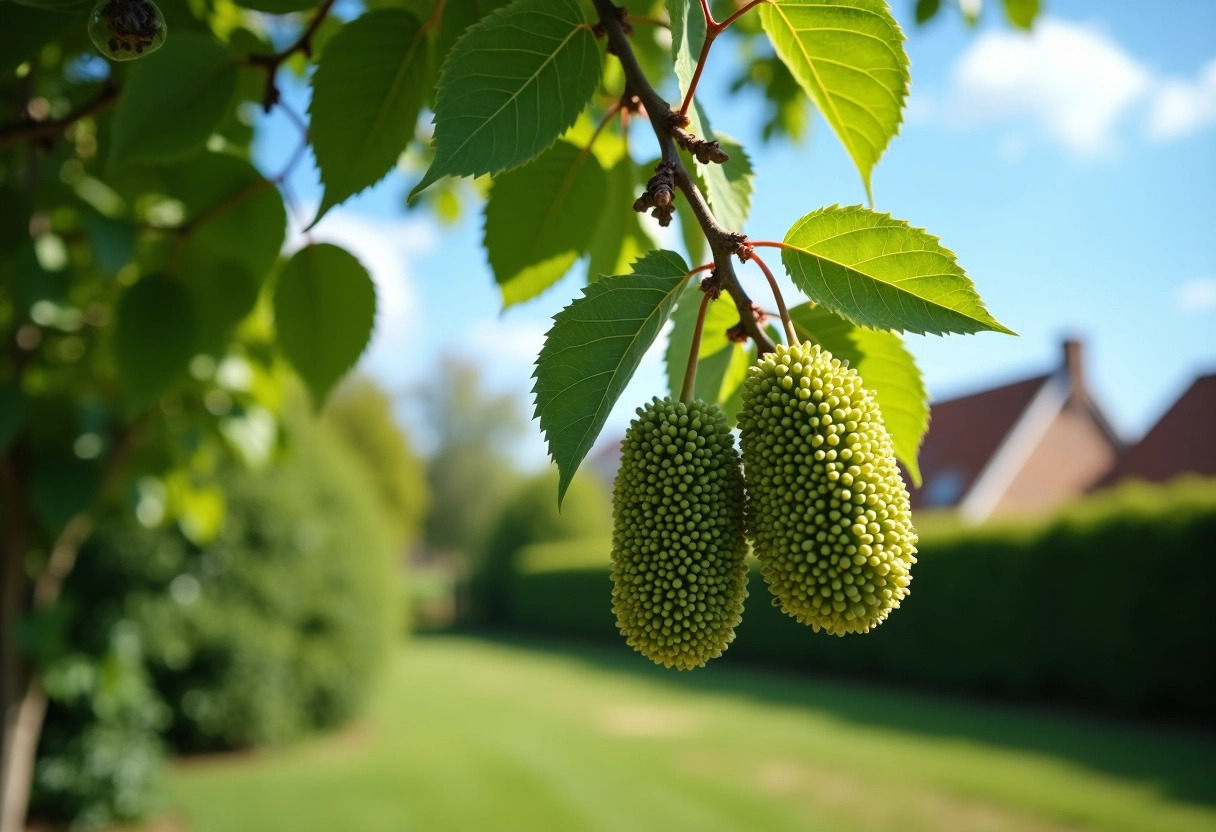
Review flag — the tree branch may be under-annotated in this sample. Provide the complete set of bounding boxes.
[593,0,774,354]
[678,0,767,119]
[245,0,339,111]
[0,83,119,153]
[30,418,143,611]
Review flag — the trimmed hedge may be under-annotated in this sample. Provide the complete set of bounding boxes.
[502,478,1216,723]
[473,470,610,625]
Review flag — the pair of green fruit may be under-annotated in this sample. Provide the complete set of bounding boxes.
[610,341,918,670]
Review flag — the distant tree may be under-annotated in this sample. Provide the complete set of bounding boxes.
[417,356,523,569]
[324,376,429,550]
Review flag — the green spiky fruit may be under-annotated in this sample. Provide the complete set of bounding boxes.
[739,342,917,636]
[611,397,749,669]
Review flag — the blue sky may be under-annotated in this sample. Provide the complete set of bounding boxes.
[256,0,1216,466]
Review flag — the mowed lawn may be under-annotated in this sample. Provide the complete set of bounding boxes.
[168,636,1216,832]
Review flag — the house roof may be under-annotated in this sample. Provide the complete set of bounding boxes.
[907,338,1124,519]
[1099,373,1216,486]
[908,374,1051,510]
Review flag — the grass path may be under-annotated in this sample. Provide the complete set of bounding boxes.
[168,636,1216,832]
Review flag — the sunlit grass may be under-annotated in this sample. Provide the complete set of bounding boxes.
[167,636,1216,832]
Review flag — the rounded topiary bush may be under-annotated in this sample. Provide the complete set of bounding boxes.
[51,408,398,754]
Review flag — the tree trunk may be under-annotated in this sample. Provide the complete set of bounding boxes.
[0,520,36,832]
[0,678,45,832]
[0,485,92,832]
[0,452,34,832]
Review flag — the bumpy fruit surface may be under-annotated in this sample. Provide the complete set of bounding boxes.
[611,397,748,669]
[739,342,916,636]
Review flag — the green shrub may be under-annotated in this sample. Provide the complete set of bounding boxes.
[30,623,168,829]
[502,478,1216,723]
[473,469,610,625]
[53,409,398,753]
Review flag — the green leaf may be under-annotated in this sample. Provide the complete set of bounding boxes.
[760,0,910,201]
[165,152,286,282]
[684,100,754,232]
[587,156,655,283]
[433,0,512,71]
[697,120,753,231]
[788,303,928,484]
[83,213,136,276]
[668,0,705,103]
[483,140,607,307]
[534,250,690,503]
[233,0,316,12]
[1003,0,1039,29]
[664,282,743,402]
[180,258,260,354]
[310,10,433,222]
[0,5,73,78]
[109,33,237,167]
[409,0,601,199]
[274,244,377,406]
[915,0,941,24]
[113,275,197,405]
[781,205,1014,336]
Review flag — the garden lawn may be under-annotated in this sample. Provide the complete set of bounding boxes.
[168,636,1216,832]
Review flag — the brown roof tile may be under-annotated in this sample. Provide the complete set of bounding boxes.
[908,374,1051,509]
[1101,373,1216,486]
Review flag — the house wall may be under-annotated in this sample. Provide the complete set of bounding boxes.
[992,400,1118,516]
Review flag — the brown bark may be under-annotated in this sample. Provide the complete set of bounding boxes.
[0,454,34,832]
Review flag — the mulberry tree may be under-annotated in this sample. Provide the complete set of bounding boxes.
[0,0,1030,826]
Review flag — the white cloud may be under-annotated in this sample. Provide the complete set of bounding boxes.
[948,20,1152,157]
[1145,58,1216,142]
[287,207,438,383]
[943,19,1216,156]
[1175,277,1216,313]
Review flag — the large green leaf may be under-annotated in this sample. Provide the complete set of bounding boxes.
[668,0,705,102]
[310,10,433,222]
[109,34,237,167]
[165,153,287,282]
[180,257,260,354]
[409,0,601,199]
[534,250,690,503]
[685,101,754,232]
[781,205,1014,335]
[113,275,197,405]
[760,0,909,201]
[433,0,512,71]
[698,121,753,232]
[664,282,743,402]
[587,155,655,283]
[273,244,377,406]
[788,303,928,484]
[483,141,606,307]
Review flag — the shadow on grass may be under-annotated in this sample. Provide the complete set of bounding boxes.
[430,629,1216,809]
